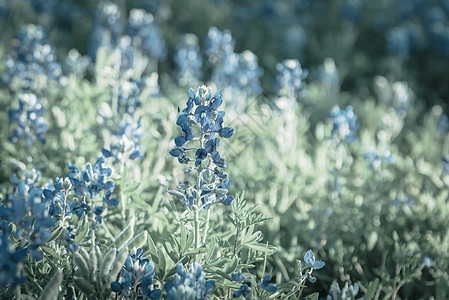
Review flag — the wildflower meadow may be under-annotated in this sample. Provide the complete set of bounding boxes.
[1,0,449,299]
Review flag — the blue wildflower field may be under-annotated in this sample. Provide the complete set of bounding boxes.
[0,0,448,299]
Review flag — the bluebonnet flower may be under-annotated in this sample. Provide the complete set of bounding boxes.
[365,147,395,170]
[0,220,27,290]
[328,106,359,144]
[169,86,235,208]
[326,281,359,300]
[0,181,57,261]
[88,2,122,60]
[3,24,61,93]
[204,27,235,66]
[8,93,48,147]
[303,250,325,283]
[205,28,263,103]
[111,248,161,299]
[66,156,118,224]
[43,177,65,217]
[260,275,278,293]
[103,116,145,163]
[63,226,79,254]
[164,262,215,300]
[275,59,308,99]
[125,9,167,62]
[175,33,203,86]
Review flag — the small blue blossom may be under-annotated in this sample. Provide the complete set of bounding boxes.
[233,284,250,298]
[365,147,395,170]
[423,255,435,268]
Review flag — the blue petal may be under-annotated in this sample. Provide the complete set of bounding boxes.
[219,127,234,138]
[304,250,315,265]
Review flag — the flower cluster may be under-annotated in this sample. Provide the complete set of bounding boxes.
[205,27,263,104]
[164,263,215,300]
[111,248,161,299]
[175,33,203,86]
[125,9,166,62]
[66,156,118,224]
[275,59,308,99]
[365,147,395,170]
[0,181,57,261]
[325,281,359,300]
[88,2,122,60]
[328,105,359,144]
[8,93,48,147]
[231,267,278,297]
[3,24,61,94]
[169,86,235,208]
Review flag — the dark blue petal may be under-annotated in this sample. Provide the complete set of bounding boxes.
[169,149,182,157]
[175,136,187,147]
[219,127,234,138]
[102,148,112,157]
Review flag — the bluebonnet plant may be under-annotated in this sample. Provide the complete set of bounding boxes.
[164,262,215,300]
[205,27,263,104]
[169,86,235,209]
[0,181,57,261]
[111,248,161,299]
[328,106,359,144]
[3,24,61,94]
[125,9,167,63]
[365,147,395,170]
[66,156,118,224]
[88,2,122,60]
[8,93,48,148]
[204,27,235,66]
[275,59,308,99]
[175,33,203,86]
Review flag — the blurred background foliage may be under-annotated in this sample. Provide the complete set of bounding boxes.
[1,0,449,299]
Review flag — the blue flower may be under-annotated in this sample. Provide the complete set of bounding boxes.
[175,33,203,86]
[8,93,48,147]
[111,248,161,299]
[260,275,278,293]
[304,250,325,270]
[233,284,250,298]
[328,105,359,144]
[276,59,308,99]
[164,262,214,300]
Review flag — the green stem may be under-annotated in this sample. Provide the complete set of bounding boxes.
[194,206,201,258]
[202,209,211,245]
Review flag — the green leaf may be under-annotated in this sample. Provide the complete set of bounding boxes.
[74,217,89,244]
[47,226,64,243]
[123,182,141,194]
[245,242,276,254]
[114,224,134,250]
[147,234,159,264]
[303,292,319,300]
[364,278,379,300]
[39,270,62,300]
[41,246,63,261]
